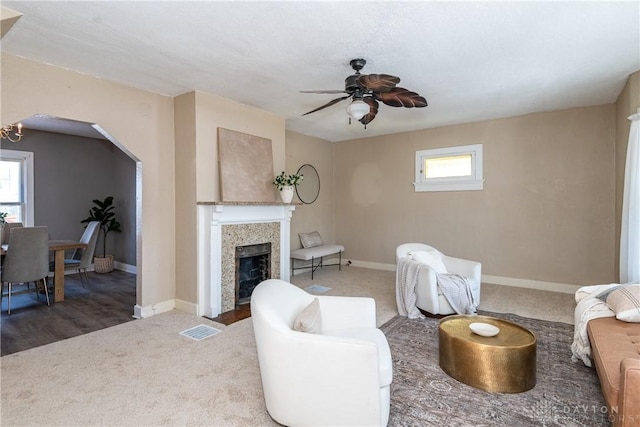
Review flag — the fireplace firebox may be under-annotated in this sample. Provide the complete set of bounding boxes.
[235,242,271,306]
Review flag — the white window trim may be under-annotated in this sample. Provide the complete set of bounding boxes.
[0,149,35,226]
[414,144,484,192]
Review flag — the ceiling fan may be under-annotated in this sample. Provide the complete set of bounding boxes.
[301,58,428,128]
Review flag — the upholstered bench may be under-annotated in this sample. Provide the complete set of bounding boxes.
[290,244,344,279]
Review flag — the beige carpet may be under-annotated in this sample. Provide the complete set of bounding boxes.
[290,266,575,325]
[1,267,576,426]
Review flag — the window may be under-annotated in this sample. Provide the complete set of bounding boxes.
[414,144,484,192]
[0,149,34,225]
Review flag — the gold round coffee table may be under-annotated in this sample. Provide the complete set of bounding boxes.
[439,314,537,393]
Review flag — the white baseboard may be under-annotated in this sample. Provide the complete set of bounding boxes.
[49,261,137,276]
[133,305,145,319]
[133,299,175,319]
[114,261,137,274]
[481,275,580,294]
[348,259,579,294]
[133,298,198,319]
[348,260,396,271]
[174,299,198,315]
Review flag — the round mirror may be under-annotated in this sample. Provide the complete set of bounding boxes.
[295,164,320,204]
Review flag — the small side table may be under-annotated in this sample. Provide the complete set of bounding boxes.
[439,314,537,393]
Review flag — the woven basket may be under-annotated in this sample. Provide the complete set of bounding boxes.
[94,255,114,274]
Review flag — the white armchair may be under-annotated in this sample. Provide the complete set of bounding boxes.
[396,243,482,315]
[251,279,392,427]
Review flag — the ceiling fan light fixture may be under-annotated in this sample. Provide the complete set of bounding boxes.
[346,99,370,121]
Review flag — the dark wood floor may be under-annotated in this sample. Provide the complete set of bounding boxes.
[1,270,136,356]
[209,303,251,326]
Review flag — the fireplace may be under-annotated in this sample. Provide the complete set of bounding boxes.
[197,202,296,318]
[235,242,271,306]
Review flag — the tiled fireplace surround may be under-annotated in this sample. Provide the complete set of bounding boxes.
[197,202,295,318]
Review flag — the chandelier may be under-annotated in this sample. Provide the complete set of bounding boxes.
[1,123,23,143]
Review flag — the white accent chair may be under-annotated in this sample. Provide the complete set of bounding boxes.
[49,221,100,288]
[396,243,482,315]
[251,279,392,427]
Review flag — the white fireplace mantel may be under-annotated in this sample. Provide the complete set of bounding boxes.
[197,202,296,318]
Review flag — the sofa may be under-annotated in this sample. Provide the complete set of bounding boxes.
[574,283,640,427]
[588,317,640,427]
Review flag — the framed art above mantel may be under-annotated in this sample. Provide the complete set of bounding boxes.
[218,127,276,203]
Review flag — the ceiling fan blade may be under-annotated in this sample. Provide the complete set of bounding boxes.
[357,74,400,92]
[359,97,379,125]
[375,87,428,108]
[302,95,351,116]
[300,90,349,94]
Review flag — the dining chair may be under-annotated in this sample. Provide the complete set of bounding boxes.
[1,226,50,315]
[49,221,100,288]
[2,222,24,245]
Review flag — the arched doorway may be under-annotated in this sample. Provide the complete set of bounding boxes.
[0,114,141,354]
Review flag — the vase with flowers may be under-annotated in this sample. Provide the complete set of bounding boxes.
[273,171,303,203]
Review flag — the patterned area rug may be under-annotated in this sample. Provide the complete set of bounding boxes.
[381,312,610,427]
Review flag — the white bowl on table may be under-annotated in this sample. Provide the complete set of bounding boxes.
[469,322,500,337]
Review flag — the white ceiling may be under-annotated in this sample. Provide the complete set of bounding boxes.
[2,1,639,142]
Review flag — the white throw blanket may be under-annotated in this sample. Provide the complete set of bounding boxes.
[571,289,616,367]
[437,273,478,315]
[395,258,426,319]
[396,258,478,318]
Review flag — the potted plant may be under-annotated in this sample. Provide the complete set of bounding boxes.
[273,171,303,203]
[81,196,122,273]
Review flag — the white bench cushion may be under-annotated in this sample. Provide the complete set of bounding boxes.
[290,244,345,261]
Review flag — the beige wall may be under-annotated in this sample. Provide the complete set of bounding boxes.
[1,53,176,308]
[173,91,286,305]
[614,71,640,280]
[194,91,285,202]
[174,92,197,303]
[334,104,617,286]
[285,130,335,250]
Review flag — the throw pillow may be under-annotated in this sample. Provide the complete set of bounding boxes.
[408,249,448,274]
[299,231,323,248]
[574,283,620,303]
[596,284,640,323]
[293,298,323,333]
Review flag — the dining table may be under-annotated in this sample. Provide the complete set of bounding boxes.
[1,240,87,302]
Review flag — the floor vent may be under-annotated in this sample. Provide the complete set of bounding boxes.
[180,324,222,341]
